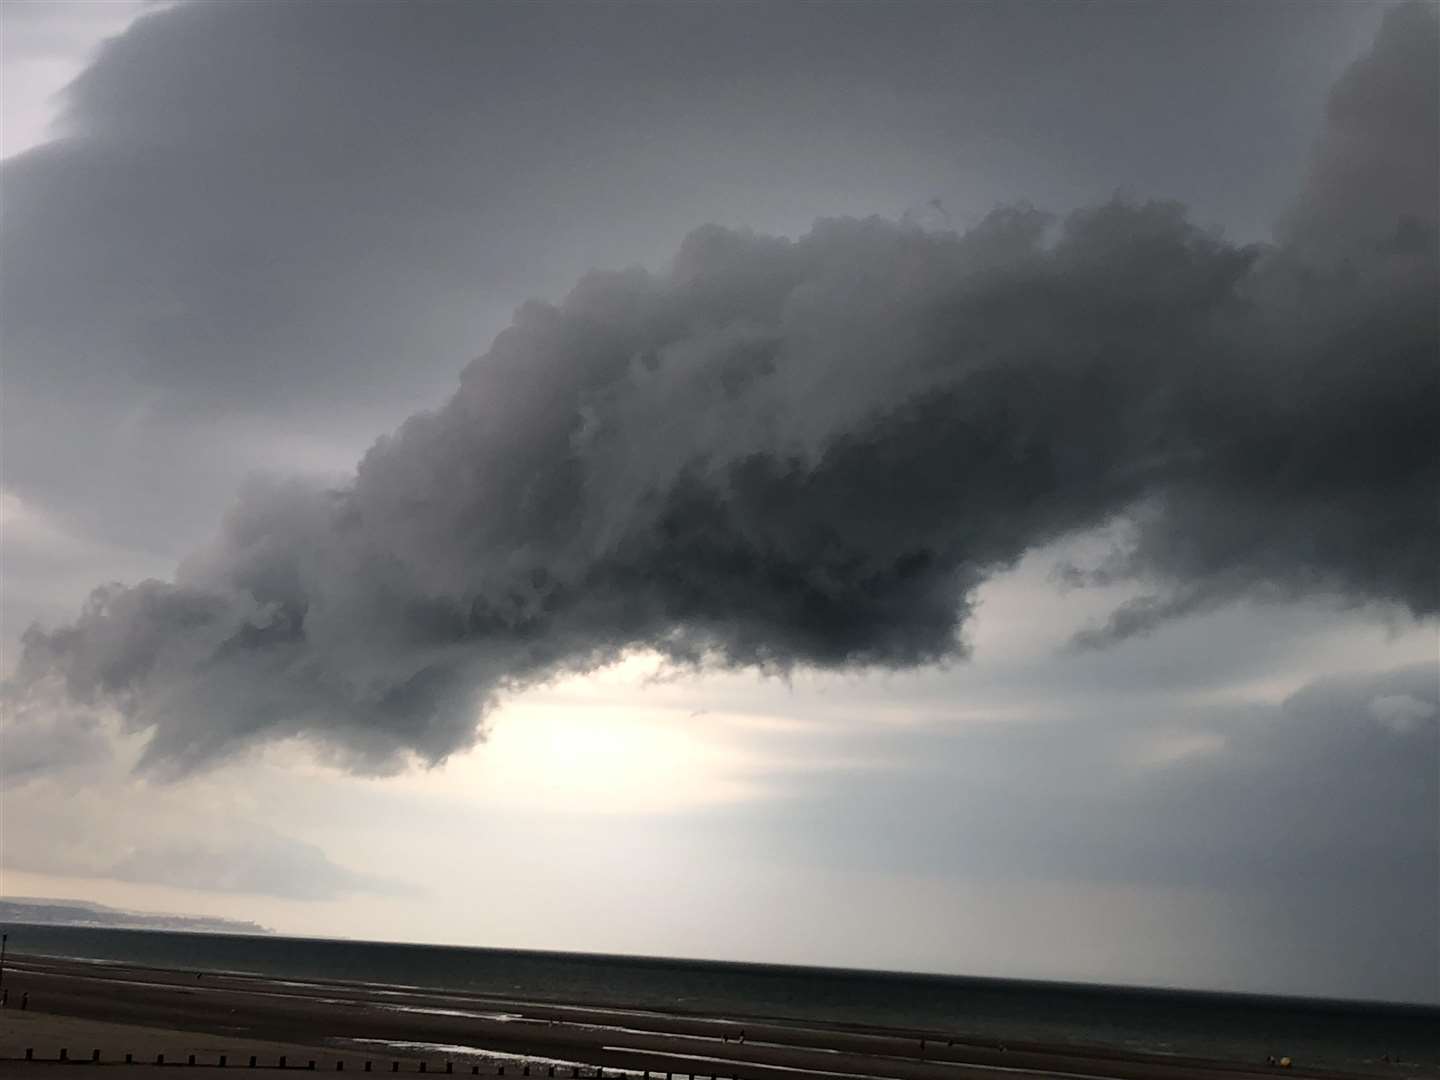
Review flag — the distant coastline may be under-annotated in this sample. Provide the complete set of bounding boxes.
[0,897,270,936]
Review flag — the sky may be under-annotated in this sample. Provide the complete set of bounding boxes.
[0,0,1436,1005]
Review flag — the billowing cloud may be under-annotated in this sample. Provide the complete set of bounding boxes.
[4,3,1436,776]
[0,0,1380,564]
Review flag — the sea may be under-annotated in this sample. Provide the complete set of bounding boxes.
[4,924,1438,1075]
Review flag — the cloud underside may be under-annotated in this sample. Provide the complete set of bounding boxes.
[5,4,1437,774]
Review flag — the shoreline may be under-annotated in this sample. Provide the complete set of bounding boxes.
[0,955,1424,1080]
[6,926,1432,1016]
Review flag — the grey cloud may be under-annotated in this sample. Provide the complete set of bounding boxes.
[0,782,410,901]
[104,834,416,902]
[1280,0,1440,257]
[0,0,1379,559]
[6,4,1437,775]
[735,662,1438,1002]
[0,697,112,783]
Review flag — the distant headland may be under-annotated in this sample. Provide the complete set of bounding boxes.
[0,897,270,936]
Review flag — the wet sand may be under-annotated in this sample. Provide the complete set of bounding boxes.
[0,955,1414,1080]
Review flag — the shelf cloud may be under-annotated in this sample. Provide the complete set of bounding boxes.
[5,3,1436,776]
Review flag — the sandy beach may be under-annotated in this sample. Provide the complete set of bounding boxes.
[0,955,1420,1080]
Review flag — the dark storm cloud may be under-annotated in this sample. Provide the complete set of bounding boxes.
[5,4,1437,774]
[0,0,1375,557]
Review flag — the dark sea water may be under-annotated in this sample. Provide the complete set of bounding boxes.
[4,923,1438,1074]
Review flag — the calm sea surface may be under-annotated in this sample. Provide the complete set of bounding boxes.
[4,924,1437,1074]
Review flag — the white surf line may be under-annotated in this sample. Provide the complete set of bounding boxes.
[359,1006,841,1058]
[337,1001,850,1060]
[372,1005,531,1022]
[323,982,761,1031]
[6,960,672,1025]
[6,957,462,1005]
[12,962,740,1040]
[10,957,828,1039]
[603,1048,1128,1080]
[363,991,745,1028]
[10,965,908,1064]
[602,1047,881,1080]
[9,957,994,1061]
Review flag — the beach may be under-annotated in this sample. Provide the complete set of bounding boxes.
[0,955,1424,1080]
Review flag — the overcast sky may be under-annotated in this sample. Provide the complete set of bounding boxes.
[0,0,1436,1005]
